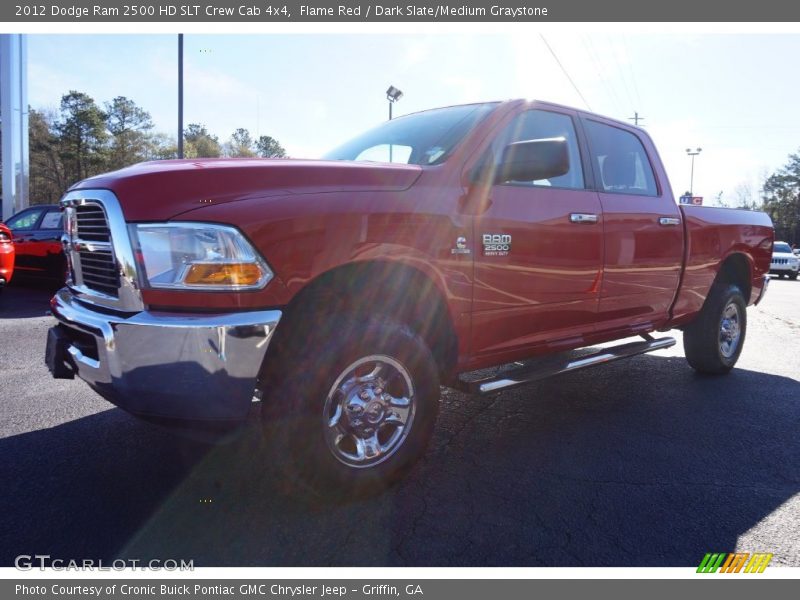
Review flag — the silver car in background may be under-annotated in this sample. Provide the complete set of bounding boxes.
[770,241,799,280]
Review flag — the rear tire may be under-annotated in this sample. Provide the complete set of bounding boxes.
[683,283,747,375]
[260,315,440,500]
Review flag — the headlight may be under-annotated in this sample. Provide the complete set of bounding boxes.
[129,223,273,290]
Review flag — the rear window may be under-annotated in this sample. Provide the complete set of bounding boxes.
[40,211,63,230]
[584,120,659,196]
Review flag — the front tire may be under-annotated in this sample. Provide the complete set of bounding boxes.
[683,283,747,375]
[789,272,798,281]
[261,316,440,499]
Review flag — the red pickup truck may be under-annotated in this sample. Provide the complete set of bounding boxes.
[46,100,773,496]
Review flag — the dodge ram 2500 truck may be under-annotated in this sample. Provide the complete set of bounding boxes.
[45,100,773,496]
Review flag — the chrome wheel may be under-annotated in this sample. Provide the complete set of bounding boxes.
[323,355,416,469]
[719,302,741,359]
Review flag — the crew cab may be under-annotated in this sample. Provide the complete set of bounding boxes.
[45,100,773,497]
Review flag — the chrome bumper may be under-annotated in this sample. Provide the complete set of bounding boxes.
[49,287,282,422]
[769,264,799,272]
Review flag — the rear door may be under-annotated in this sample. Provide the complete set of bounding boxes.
[581,118,684,332]
[30,208,65,278]
[470,107,604,361]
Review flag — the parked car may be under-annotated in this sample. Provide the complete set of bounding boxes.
[0,223,14,292]
[769,241,799,280]
[3,204,65,284]
[46,99,773,496]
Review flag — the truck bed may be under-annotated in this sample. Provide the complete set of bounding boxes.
[669,205,773,326]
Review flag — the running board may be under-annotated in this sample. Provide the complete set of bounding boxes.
[458,335,676,395]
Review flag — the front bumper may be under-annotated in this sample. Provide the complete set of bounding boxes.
[48,287,282,423]
[769,262,799,274]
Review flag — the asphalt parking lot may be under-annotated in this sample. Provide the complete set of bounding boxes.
[1,279,798,567]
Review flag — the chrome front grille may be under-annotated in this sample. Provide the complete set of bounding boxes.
[77,248,120,296]
[61,190,143,312]
[71,204,119,297]
[75,204,112,242]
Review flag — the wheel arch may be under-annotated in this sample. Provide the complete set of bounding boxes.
[715,251,753,303]
[261,259,459,383]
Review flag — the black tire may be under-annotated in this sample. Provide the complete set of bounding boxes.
[261,315,440,500]
[790,273,798,281]
[683,283,747,375]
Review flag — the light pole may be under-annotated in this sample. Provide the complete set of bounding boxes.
[386,85,403,120]
[177,34,184,159]
[686,147,702,196]
[386,85,403,163]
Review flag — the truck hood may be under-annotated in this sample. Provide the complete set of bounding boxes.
[71,158,423,221]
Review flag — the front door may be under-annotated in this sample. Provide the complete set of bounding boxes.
[471,108,603,362]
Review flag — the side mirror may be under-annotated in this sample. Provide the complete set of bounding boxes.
[495,137,569,184]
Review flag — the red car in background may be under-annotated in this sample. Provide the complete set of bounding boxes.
[3,204,65,284]
[0,223,14,291]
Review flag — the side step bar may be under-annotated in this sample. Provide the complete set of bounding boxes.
[458,335,676,395]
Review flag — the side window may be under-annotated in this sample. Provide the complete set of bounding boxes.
[40,210,64,230]
[584,120,658,196]
[491,110,585,190]
[5,207,45,231]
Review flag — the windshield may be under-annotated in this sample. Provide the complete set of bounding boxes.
[774,243,793,254]
[323,103,498,166]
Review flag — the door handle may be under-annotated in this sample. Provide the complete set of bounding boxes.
[658,217,681,226]
[570,213,598,224]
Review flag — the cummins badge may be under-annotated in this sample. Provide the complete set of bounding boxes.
[451,236,470,255]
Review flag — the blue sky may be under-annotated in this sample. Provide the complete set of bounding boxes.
[27,33,800,205]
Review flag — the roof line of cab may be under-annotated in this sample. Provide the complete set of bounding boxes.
[397,98,643,132]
